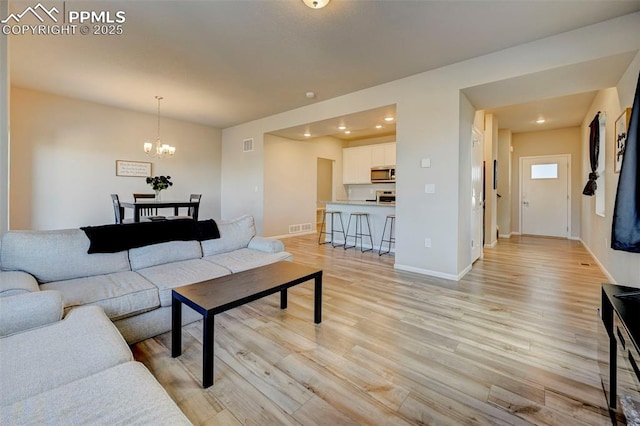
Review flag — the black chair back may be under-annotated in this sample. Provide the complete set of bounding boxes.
[110,194,124,224]
[188,194,202,220]
[133,193,160,217]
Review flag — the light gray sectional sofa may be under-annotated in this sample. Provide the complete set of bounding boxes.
[0,214,292,343]
[0,215,291,424]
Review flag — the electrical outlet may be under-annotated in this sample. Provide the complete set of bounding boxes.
[421,158,431,168]
[424,238,432,248]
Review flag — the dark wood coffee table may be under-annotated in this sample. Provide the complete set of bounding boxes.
[171,261,323,388]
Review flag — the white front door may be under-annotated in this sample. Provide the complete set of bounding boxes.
[520,155,570,238]
[471,128,484,262]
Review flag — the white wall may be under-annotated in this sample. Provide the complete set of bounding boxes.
[10,88,222,230]
[581,50,640,286]
[264,134,344,237]
[221,13,640,280]
[511,127,582,239]
[0,0,8,235]
[497,129,512,237]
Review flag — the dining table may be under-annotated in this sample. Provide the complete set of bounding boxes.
[120,200,200,222]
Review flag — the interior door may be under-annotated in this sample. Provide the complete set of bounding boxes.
[521,155,570,237]
[471,128,484,262]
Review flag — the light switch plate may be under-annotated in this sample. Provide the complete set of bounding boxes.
[421,158,431,168]
[425,184,435,194]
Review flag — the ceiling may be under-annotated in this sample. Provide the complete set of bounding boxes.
[7,1,640,134]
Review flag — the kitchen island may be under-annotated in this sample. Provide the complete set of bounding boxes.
[322,201,395,253]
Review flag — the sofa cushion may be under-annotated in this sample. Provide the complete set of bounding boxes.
[1,361,192,425]
[0,290,64,337]
[204,248,292,273]
[40,271,160,321]
[0,305,132,406]
[0,229,131,283]
[129,240,203,270]
[201,215,256,256]
[136,259,230,306]
[0,271,39,297]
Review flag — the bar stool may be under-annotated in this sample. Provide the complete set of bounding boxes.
[379,214,396,256]
[344,212,374,252]
[318,210,346,247]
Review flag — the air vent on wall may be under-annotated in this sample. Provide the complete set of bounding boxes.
[289,223,313,234]
[243,138,254,152]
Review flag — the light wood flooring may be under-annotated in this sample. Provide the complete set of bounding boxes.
[133,234,615,425]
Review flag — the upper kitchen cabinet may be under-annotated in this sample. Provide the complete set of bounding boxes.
[343,146,372,184]
[343,142,396,184]
[371,142,396,167]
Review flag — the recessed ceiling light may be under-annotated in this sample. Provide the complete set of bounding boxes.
[375,125,383,129]
[536,118,546,124]
[302,0,330,9]
[305,91,316,99]
[344,130,351,134]
[304,132,311,137]
[384,117,394,122]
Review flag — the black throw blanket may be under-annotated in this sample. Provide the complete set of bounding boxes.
[81,219,220,254]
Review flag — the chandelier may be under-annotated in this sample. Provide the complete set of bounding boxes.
[143,96,176,158]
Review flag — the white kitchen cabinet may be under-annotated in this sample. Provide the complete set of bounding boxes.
[343,146,371,184]
[370,142,396,167]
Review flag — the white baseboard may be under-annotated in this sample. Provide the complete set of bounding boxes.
[498,233,512,239]
[484,240,498,249]
[271,230,316,240]
[394,263,469,282]
[578,238,616,284]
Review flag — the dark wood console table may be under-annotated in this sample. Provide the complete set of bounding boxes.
[601,284,640,424]
[171,261,322,388]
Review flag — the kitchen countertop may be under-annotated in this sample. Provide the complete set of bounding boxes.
[323,200,395,207]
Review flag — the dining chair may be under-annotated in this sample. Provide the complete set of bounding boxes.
[133,193,165,219]
[110,194,135,224]
[167,194,202,221]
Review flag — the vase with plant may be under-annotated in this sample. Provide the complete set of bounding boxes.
[146,175,173,200]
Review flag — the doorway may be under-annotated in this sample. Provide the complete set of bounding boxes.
[520,154,570,238]
[471,128,484,262]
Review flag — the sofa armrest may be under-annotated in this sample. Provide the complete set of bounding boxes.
[0,290,64,337]
[0,271,39,298]
[247,236,285,254]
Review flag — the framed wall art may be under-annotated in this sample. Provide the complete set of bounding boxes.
[614,108,631,173]
[116,160,152,177]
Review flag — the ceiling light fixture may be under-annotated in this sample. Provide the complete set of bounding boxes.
[384,116,394,122]
[536,118,546,124]
[303,0,330,9]
[305,91,316,99]
[304,132,311,137]
[375,125,383,129]
[143,96,175,158]
[338,125,346,130]
[344,130,351,134]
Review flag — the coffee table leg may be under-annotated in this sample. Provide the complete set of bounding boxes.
[280,289,287,309]
[203,313,215,388]
[314,272,322,324]
[171,296,182,357]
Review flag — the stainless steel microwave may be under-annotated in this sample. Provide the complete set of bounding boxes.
[371,166,395,182]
